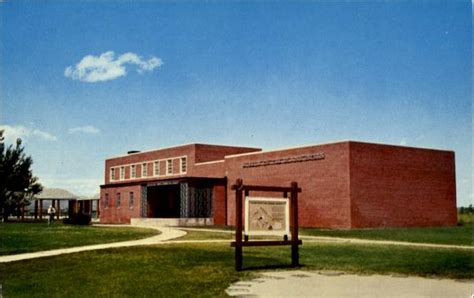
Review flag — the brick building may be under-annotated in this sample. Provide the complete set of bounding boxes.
[99,141,457,228]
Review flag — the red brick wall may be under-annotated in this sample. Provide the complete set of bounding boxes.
[104,145,195,184]
[100,144,255,224]
[99,141,457,229]
[159,160,166,176]
[194,144,261,163]
[100,185,142,224]
[103,144,258,184]
[349,142,457,228]
[225,142,352,228]
[193,161,226,178]
[213,184,227,225]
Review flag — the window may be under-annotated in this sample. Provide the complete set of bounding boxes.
[110,168,116,181]
[116,193,121,208]
[129,192,134,208]
[180,157,187,173]
[142,163,148,177]
[154,161,160,176]
[120,166,125,180]
[131,165,136,178]
[166,159,173,175]
[104,193,109,208]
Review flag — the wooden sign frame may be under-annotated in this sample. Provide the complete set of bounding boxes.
[231,179,302,271]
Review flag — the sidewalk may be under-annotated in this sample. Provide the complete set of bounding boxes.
[0,225,186,263]
[226,270,474,297]
[300,235,474,250]
[179,228,474,250]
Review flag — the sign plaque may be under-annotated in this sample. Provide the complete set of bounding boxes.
[244,197,290,237]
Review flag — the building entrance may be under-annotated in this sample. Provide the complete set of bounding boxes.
[147,184,180,218]
[141,178,221,221]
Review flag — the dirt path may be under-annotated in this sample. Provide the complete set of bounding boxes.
[226,270,474,297]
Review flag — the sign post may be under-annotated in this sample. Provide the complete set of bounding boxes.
[231,179,302,271]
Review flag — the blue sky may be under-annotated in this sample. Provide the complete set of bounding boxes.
[0,1,472,206]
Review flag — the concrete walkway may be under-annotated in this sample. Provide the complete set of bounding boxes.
[0,225,186,263]
[179,228,474,250]
[226,270,474,297]
[300,235,474,250]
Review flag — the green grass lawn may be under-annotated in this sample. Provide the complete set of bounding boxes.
[0,242,472,297]
[177,230,290,241]
[458,213,474,226]
[300,225,473,246]
[175,229,234,241]
[0,223,159,255]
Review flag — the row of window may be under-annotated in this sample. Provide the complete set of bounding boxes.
[104,192,134,208]
[110,157,187,181]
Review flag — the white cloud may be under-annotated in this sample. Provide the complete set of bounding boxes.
[399,138,407,146]
[64,51,163,83]
[0,125,57,143]
[31,129,58,141]
[68,125,101,134]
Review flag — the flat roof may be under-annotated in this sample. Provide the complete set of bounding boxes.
[224,140,454,159]
[107,143,261,160]
[106,140,453,162]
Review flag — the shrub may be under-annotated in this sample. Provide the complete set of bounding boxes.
[63,213,91,225]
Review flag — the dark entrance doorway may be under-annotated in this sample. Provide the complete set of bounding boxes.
[147,184,180,218]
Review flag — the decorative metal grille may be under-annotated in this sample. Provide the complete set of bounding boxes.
[140,185,147,217]
[179,182,189,218]
[189,186,212,217]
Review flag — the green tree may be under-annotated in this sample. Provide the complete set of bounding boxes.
[0,130,43,222]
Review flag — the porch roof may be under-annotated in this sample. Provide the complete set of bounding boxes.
[35,188,78,200]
